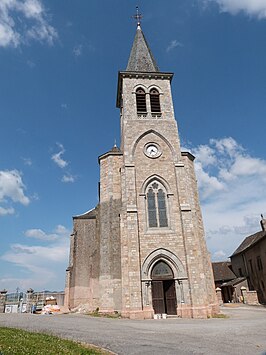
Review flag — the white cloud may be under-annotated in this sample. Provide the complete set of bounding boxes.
[25,229,57,241]
[73,44,82,57]
[61,174,75,183]
[187,137,266,260]
[204,0,266,19]
[25,224,68,241]
[0,225,70,291]
[51,143,68,169]
[22,157,32,166]
[0,0,57,48]
[0,170,30,216]
[0,206,15,216]
[166,39,183,52]
[213,250,227,260]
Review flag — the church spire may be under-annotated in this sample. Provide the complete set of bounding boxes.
[126,9,159,73]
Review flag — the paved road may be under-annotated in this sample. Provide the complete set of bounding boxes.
[0,305,266,355]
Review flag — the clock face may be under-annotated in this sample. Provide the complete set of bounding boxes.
[145,143,161,158]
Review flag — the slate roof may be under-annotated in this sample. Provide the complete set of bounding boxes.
[98,145,123,163]
[221,277,246,287]
[73,208,96,220]
[212,261,236,282]
[126,25,159,72]
[231,230,266,257]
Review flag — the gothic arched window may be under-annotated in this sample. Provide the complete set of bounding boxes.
[136,88,147,113]
[146,181,168,228]
[150,88,161,113]
[151,261,173,280]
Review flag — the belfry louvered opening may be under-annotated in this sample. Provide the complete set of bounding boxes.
[150,89,161,113]
[136,88,147,113]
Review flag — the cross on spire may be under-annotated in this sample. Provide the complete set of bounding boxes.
[132,6,142,27]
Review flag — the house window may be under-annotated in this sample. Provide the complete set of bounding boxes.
[136,88,147,112]
[248,259,253,273]
[150,88,161,113]
[238,268,243,277]
[257,256,263,271]
[146,181,168,228]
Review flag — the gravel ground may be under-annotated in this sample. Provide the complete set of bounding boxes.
[0,305,266,355]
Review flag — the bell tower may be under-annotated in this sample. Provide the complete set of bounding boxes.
[116,21,218,318]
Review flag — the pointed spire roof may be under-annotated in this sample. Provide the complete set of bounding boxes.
[126,24,159,72]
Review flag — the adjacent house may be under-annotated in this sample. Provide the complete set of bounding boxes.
[230,217,266,304]
[212,261,248,303]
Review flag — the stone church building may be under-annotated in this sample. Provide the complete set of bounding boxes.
[65,23,218,319]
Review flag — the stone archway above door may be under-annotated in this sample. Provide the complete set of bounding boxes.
[142,248,187,280]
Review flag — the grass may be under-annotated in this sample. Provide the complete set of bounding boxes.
[0,327,108,355]
[210,313,229,319]
[86,308,121,319]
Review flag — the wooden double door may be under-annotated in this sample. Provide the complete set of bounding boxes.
[152,279,177,315]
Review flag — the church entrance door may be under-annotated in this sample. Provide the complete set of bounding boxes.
[151,261,177,315]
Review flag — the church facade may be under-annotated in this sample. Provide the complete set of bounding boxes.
[64,23,219,319]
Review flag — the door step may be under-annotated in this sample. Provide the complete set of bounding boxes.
[154,314,180,319]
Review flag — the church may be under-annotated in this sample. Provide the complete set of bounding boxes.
[64,19,219,319]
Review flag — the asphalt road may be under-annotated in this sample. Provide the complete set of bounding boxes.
[0,305,266,355]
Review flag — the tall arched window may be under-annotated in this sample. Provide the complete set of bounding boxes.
[150,88,161,113]
[136,88,147,113]
[146,181,168,228]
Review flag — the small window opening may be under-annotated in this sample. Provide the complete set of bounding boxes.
[150,89,161,113]
[136,88,147,112]
[248,259,253,273]
[257,256,263,271]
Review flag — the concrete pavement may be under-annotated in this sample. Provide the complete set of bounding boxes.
[0,305,266,354]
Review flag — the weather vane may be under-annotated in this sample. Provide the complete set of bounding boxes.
[132,6,142,26]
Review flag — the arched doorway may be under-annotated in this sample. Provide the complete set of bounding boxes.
[151,261,177,315]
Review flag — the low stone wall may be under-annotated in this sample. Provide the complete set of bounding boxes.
[241,287,259,305]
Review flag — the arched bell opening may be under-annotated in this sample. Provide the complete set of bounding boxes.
[151,261,177,315]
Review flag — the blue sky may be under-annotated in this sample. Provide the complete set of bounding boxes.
[1,0,266,292]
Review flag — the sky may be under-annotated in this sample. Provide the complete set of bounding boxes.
[0,0,266,293]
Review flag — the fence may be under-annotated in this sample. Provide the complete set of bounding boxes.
[0,289,65,313]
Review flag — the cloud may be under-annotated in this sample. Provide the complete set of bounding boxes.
[0,0,57,48]
[51,143,68,169]
[0,225,70,291]
[24,224,68,241]
[185,137,266,260]
[166,39,183,52]
[213,250,227,260]
[0,206,15,216]
[0,170,30,216]
[203,0,266,19]
[61,174,76,183]
[22,157,32,166]
[51,143,77,183]
[25,229,57,241]
[73,44,82,57]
